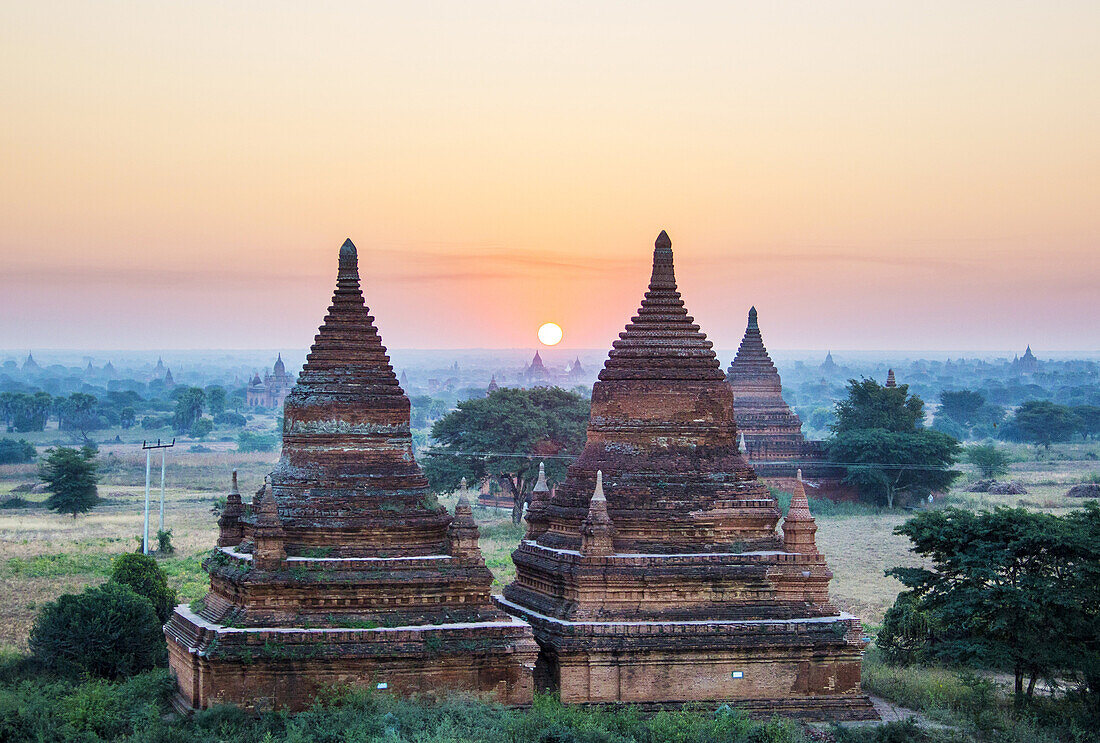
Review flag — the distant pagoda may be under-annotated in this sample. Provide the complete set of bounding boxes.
[726,307,808,469]
[166,239,536,711]
[499,232,875,719]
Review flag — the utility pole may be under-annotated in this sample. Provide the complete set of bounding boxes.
[142,439,175,554]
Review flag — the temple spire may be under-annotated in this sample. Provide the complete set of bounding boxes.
[782,469,818,555]
[747,306,758,331]
[885,369,896,388]
[581,470,615,556]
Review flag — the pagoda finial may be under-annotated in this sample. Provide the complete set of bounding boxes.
[230,469,239,495]
[592,469,605,502]
[649,230,676,289]
[885,369,897,388]
[337,238,360,286]
[532,462,549,493]
[782,469,818,554]
[747,306,759,332]
[449,478,482,562]
[581,470,615,556]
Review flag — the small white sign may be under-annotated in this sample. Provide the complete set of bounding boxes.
[376,682,388,690]
[731,671,744,679]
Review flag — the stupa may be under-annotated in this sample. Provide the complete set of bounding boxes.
[726,307,808,488]
[499,232,875,719]
[166,239,537,711]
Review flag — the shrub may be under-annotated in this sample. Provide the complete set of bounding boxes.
[189,417,214,439]
[214,411,247,427]
[29,582,166,679]
[966,444,1011,479]
[156,529,175,556]
[111,553,177,623]
[237,430,279,453]
[0,438,36,464]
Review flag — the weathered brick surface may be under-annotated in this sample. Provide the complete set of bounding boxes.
[167,239,537,710]
[500,233,876,720]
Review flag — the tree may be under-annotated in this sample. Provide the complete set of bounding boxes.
[424,387,590,523]
[172,387,205,434]
[832,378,924,433]
[29,582,166,679]
[936,390,1005,441]
[57,392,100,440]
[888,505,1100,705]
[827,379,960,507]
[237,430,279,452]
[0,438,36,465]
[828,429,960,508]
[1073,405,1100,440]
[939,390,986,424]
[39,445,100,518]
[120,406,136,429]
[189,417,214,439]
[207,386,227,416]
[111,553,178,623]
[966,443,1011,480]
[1009,400,1081,449]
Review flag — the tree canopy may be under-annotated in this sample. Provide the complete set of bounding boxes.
[39,445,100,518]
[827,379,960,507]
[884,505,1100,707]
[423,387,589,523]
[1005,400,1082,449]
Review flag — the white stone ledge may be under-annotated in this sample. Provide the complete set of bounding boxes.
[495,596,858,629]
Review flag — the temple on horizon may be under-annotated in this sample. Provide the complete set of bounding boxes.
[165,239,537,711]
[498,233,876,719]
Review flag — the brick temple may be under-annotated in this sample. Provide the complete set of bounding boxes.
[166,239,537,711]
[726,306,809,490]
[727,307,855,500]
[498,232,876,720]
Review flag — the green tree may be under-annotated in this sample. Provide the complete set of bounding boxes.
[0,438,36,464]
[1073,405,1100,440]
[424,387,589,523]
[207,385,227,416]
[828,429,960,508]
[189,417,214,439]
[172,387,205,434]
[1009,400,1081,449]
[39,445,100,518]
[120,406,136,429]
[58,392,100,439]
[827,379,960,507]
[111,553,178,623]
[29,582,166,679]
[237,430,279,452]
[832,378,924,433]
[966,443,1011,480]
[888,506,1100,704]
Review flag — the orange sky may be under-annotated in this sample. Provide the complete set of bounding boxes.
[1,2,1098,352]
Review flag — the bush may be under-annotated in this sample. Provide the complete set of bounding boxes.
[110,553,177,623]
[189,417,214,439]
[214,411,247,427]
[237,430,279,453]
[156,529,175,556]
[141,415,173,430]
[29,582,166,679]
[0,496,32,509]
[0,438,36,464]
[966,444,1011,479]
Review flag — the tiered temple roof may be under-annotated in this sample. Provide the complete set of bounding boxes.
[726,307,808,463]
[166,239,536,711]
[499,232,875,718]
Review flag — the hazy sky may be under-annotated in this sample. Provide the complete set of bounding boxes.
[2,2,1097,353]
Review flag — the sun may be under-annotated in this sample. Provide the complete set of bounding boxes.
[537,322,563,346]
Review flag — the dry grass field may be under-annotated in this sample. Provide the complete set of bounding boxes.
[1,443,1096,653]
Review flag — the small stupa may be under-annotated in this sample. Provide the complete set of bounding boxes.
[166,239,536,711]
[498,232,875,719]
